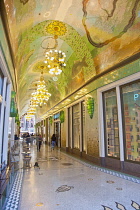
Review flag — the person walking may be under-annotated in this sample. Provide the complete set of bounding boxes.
[51,134,56,150]
[26,133,30,145]
[36,134,42,151]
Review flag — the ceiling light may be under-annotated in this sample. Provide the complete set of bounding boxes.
[44,49,66,76]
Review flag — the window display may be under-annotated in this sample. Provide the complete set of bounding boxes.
[121,80,140,162]
[72,104,80,149]
[103,89,120,158]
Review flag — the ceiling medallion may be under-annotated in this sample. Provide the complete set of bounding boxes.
[46,21,67,36]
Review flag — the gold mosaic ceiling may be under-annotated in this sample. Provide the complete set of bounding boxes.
[2,0,140,116]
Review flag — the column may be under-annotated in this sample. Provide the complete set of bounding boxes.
[116,86,124,162]
[45,118,48,143]
[79,102,82,152]
[66,108,69,148]
[70,107,73,149]
[97,91,105,157]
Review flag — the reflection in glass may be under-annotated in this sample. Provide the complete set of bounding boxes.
[103,89,120,158]
[121,81,140,162]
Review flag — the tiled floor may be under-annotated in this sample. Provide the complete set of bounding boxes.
[5,170,23,210]
[5,142,140,210]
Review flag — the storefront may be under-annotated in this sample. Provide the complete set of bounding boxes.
[67,100,86,155]
[98,73,140,173]
[54,113,61,147]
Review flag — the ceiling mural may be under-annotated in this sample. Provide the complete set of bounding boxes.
[2,0,140,116]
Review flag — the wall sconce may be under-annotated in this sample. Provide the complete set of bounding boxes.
[60,110,64,123]
[87,97,94,119]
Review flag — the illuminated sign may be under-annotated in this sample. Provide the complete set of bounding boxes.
[134,93,140,101]
[53,113,60,119]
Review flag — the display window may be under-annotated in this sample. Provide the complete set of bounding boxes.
[72,103,80,149]
[103,89,120,158]
[121,80,140,162]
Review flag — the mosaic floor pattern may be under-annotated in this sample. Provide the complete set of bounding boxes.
[63,153,140,184]
[102,200,140,210]
[5,169,23,210]
[5,143,140,210]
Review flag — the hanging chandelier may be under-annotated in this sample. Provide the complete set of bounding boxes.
[30,98,38,107]
[44,49,66,75]
[31,72,51,106]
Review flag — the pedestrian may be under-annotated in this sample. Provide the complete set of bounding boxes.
[51,134,56,150]
[26,133,30,145]
[36,134,42,151]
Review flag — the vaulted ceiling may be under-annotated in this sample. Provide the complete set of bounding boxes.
[1,0,140,117]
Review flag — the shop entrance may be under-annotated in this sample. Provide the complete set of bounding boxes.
[54,121,61,147]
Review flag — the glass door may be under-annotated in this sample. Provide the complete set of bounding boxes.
[103,89,120,158]
[54,122,61,147]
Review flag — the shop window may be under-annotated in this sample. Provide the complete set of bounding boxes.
[72,103,80,149]
[121,80,140,162]
[103,89,120,158]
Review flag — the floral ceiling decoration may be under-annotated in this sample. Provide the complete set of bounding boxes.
[46,21,67,37]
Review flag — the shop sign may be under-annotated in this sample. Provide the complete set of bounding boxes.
[134,93,140,101]
[53,113,60,119]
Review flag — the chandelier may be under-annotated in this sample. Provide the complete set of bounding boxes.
[44,49,66,75]
[30,98,38,107]
[31,72,51,106]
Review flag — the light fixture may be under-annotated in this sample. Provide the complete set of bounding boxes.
[30,98,39,107]
[31,72,51,106]
[44,49,66,76]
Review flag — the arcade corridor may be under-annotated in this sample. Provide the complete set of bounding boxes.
[0,0,140,209]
